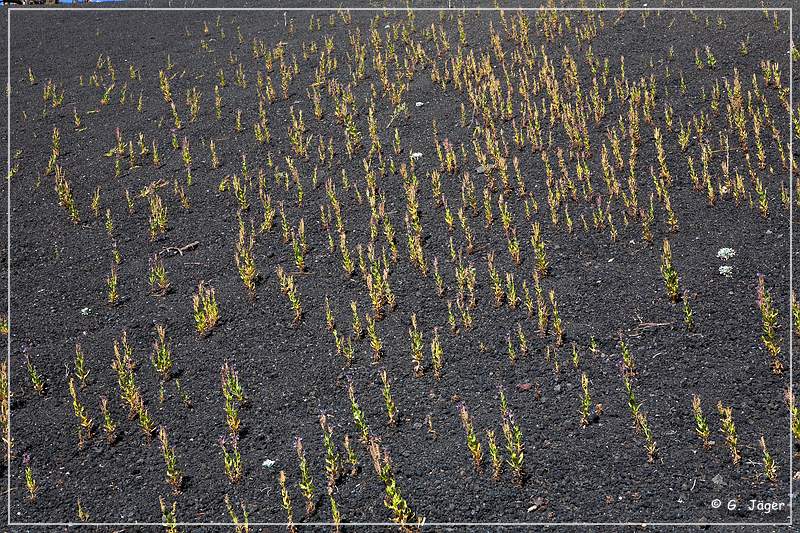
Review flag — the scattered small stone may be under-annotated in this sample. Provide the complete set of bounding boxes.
[712,473,725,486]
[411,152,422,160]
[527,497,547,512]
[719,265,734,278]
[80,307,91,316]
[415,101,424,107]
[517,383,533,391]
[262,458,276,468]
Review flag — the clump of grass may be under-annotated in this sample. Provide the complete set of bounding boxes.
[193,282,219,336]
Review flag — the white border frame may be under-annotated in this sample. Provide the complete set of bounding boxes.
[4,4,794,528]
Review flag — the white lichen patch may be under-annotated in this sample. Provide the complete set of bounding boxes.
[717,247,736,261]
[719,265,734,277]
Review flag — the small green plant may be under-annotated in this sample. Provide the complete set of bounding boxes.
[319,413,342,489]
[99,396,118,445]
[754,435,777,483]
[717,401,741,465]
[458,403,482,471]
[350,301,363,339]
[106,264,119,306]
[380,369,398,427]
[579,372,592,428]
[682,290,694,330]
[76,498,89,522]
[431,327,443,380]
[151,325,173,381]
[500,400,525,485]
[220,434,243,484]
[158,426,183,494]
[148,255,170,295]
[756,274,783,374]
[620,334,635,377]
[348,382,370,443]
[786,388,800,443]
[148,193,167,240]
[549,289,563,346]
[159,498,178,533]
[691,394,711,449]
[23,453,38,502]
[193,282,219,336]
[295,437,316,515]
[224,494,249,533]
[73,343,89,388]
[25,355,45,395]
[485,429,501,480]
[660,238,680,302]
[366,314,382,361]
[408,313,424,376]
[235,217,259,298]
[278,470,297,533]
[137,401,156,441]
[68,377,93,449]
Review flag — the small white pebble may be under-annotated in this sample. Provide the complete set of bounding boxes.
[411,152,422,160]
[415,101,424,107]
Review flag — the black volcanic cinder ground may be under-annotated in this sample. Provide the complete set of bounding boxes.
[2,3,798,529]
